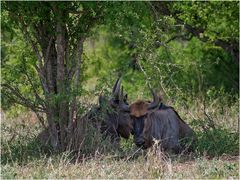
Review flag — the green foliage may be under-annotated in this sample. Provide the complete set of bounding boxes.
[173,1,239,42]
[80,2,238,104]
[194,127,239,157]
[1,8,41,110]
[1,28,41,110]
[84,32,238,103]
[2,1,238,108]
[1,1,113,112]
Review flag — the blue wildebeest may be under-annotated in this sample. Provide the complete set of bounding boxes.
[82,77,133,142]
[117,88,195,153]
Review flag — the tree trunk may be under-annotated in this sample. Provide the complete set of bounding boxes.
[56,19,69,151]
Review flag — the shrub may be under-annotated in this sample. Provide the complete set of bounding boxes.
[193,127,239,157]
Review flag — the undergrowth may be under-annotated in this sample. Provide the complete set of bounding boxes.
[193,125,239,157]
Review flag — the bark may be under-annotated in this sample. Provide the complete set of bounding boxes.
[46,107,60,150]
[55,11,69,151]
[68,38,84,130]
[32,19,62,151]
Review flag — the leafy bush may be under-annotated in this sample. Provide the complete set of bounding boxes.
[193,126,239,157]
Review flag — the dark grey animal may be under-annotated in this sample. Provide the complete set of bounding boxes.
[117,89,195,153]
[84,78,132,142]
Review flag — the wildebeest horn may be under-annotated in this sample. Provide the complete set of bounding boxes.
[112,77,122,99]
[147,89,160,110]
[119,86,130,112]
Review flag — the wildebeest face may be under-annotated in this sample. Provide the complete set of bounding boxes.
[117,111,133,139]
[100,77,133,141]
[132,116,145,147]
[118,90,160,148]
[99,108,132,141]
[129,100,148,147]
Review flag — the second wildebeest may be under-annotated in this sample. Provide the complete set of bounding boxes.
[84,77,132,142]
[117,89,195,153]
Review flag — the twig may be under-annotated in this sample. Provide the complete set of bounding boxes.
[2,83,45,112]
[124,147,142,162]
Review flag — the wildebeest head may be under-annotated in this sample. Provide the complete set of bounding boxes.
[99,78,132,142]
[117,89,161,148]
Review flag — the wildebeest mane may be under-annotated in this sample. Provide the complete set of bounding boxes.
[159,103,187,125]
[130,100,148,118]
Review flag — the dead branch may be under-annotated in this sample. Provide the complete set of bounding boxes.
[33,111,47,129]
[164,33,193,44]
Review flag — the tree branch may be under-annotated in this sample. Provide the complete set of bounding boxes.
[34,111,47,129]
[68,38,84,130]
[23,66,46,109]
[17,16,49,94]
[18,16,44,69]
[2,83,45,113]
[150,2,239,64]
[45,36,54,66]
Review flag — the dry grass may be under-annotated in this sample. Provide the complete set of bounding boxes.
[1,149,238,179]
[1,98,239,179]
